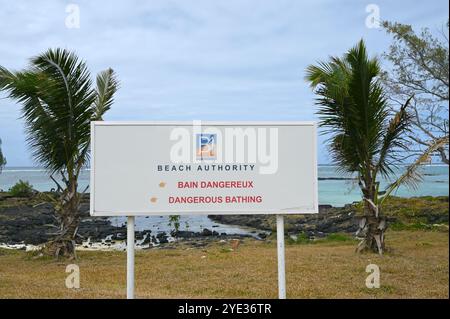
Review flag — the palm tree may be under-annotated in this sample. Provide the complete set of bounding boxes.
[0,138,6,173]
[305,40,421,254]
[0,49,118,258]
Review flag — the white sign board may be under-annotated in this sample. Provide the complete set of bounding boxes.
[90,121,318,216]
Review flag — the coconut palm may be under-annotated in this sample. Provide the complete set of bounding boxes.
[0,138,6,173]
[306,40,423,254]
[0,48,118,258]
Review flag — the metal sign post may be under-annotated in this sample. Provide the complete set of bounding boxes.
[127,216,135,299]
[126,214,287,300]
[276,215,286,299]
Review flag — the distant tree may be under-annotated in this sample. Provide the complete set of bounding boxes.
[0,138,6,173]
[0,49,118,258]
[306,40,418,254]
[381,20,449,164]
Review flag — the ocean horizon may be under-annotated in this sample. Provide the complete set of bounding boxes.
[1,164,448,207]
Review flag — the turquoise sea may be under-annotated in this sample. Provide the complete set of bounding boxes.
[0,165,447,207]
[1,165,448,235]
[317,164,448,206]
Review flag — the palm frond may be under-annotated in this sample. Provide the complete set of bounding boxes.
[375,96,413,177]
[308,40,391,176]
[345,40,388,164]
[381,135,449,203]
[94,68,119,120]
[329,133,361,173]
[0,49,107,175]
[23,49,96,173]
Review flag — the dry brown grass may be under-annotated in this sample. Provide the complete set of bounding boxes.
[0,230,448,299]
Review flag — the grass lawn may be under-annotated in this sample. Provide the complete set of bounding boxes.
[0,230,448,299]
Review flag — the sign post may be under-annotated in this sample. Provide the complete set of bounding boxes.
[127,216,135,299]
[90,121,318,299]
[276,215,286,299]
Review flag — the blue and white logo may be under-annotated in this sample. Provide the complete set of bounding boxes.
[196,134,216,160]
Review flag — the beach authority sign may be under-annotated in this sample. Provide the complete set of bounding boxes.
[90,121,318,216]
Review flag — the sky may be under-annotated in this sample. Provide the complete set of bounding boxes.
[0,0,448,166]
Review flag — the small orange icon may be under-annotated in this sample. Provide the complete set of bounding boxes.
[150,197,158,203]
[159,182,166,188]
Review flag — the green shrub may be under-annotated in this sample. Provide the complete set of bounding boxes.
[8,180,34,197]
[295,232,311,244]
[324,233,354,242]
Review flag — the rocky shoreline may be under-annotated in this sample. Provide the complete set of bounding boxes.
[0,192,357,247]
[1,192,448,250]
[209,204,360,239]
[209,197,449,237]
[0,192,255,249]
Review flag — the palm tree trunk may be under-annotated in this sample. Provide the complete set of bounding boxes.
[356,205,387,254]
[45,178,81,259]
[356,184,387,254]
